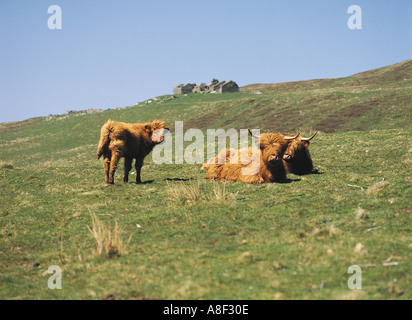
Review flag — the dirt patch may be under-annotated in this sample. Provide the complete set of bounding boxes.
[221,99,274,127]
[185,108,224,129]
[300,93,345,106]
[0,117,44,133]
[258,110,306,133]
[315,101,376,133]
[222,105,306,133]
[222,109,255,127]
[242,79,336,93]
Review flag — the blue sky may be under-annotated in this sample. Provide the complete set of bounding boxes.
[0,0,411,123]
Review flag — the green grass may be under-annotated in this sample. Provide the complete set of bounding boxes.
[0,60,411,299]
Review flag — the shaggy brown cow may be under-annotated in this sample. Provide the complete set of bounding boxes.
[283,132,317,175]
[204,132,298,184]
[97,119,168,185]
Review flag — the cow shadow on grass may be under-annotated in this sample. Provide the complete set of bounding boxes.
[311,169,324,175]
[289,169,324,177]
[163,178,191,182]
[137,180,154,185]
[279,178,302,184]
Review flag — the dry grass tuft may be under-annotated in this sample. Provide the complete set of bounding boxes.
[166,180,201,205]
[166,180,235,205]
[355,207,369,220]
[366,179,390,197]
[0,160,14,169]
[209,181,230,202]
[87,211,132,258]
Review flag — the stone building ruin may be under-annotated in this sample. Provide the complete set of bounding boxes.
[173,79,239,94]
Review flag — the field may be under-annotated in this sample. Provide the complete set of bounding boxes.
[0,60,411,299]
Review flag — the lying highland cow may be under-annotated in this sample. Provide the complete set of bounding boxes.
[283,132,317,175]
[204,131,298,184]
[97,119,168,185]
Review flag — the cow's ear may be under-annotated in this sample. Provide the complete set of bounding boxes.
[144,124,152,133]
[302,141,310,147]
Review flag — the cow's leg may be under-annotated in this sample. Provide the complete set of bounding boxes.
[135,157,144,184]
[108,148,121,185]
[123,156,132,184]
[103,156,111,184]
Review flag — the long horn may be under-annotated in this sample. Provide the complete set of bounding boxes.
[284,133,300,140]
[248,129,260,140]
[301,131,318,141]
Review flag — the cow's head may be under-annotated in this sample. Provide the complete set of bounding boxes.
[145,120,169,144]
[283,132,317,162]
[249,130,298,165]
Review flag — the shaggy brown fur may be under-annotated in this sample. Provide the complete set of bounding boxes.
[283,133,317,175]
[97,119,168,185]
[204,133,289,184]
[200,157,214,170]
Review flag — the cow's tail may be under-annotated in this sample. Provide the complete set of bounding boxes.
[96,120,113,159]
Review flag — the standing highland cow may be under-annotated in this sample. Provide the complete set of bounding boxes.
[283,132,317,175]
[97,119,168,185]
[204,131,299,184]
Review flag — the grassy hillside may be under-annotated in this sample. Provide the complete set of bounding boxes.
[0,60,411,300]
